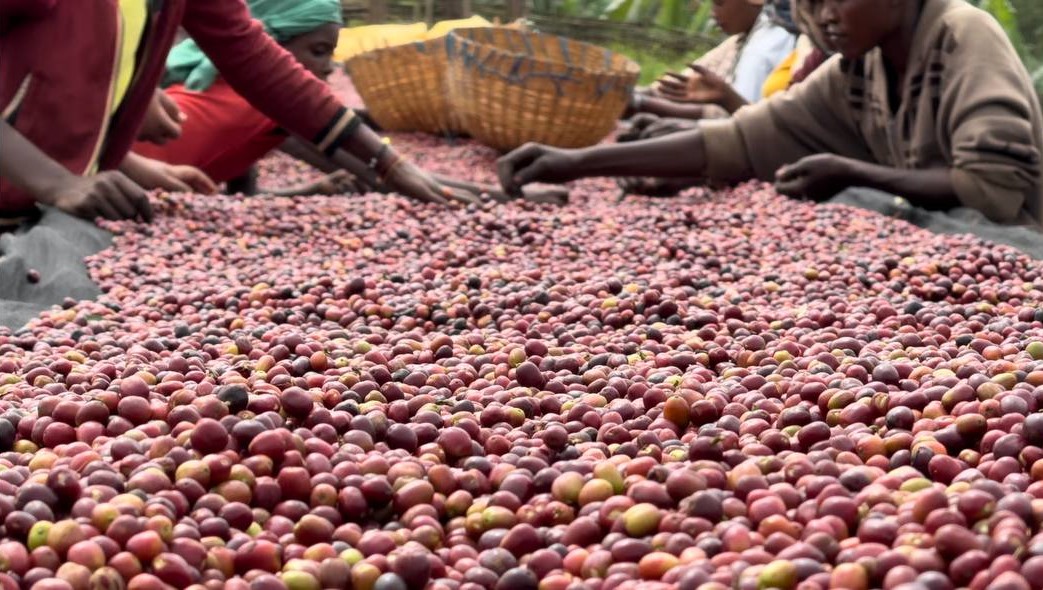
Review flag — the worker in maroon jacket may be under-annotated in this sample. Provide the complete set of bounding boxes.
[0,0,473,224]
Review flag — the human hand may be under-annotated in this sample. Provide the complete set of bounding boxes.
[616,177,691,199]
[39,171,153,222]
[138,89,185,145]
[318,170,371,194]
[479,183,570,206]
[775,154,862,201]
[658,66,741,109]
[497,143,579,198]
[264,170,372,197]
[618,114,660,142]
[126,155,217,194]
[384,160,480,206]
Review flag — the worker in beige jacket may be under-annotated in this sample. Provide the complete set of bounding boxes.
[499,0,1043,253]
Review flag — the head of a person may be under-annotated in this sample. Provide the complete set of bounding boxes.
[796,0,912,60]
[250,0,344,81]
[710,0,764,36]
[282,23,341,81]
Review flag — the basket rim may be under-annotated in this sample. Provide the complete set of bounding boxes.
[446,27,640,77]
[343,36,448,66]
[341,22,522,64]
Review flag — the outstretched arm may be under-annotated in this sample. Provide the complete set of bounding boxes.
[498,129,716,196]
[280,138,567,204]
[655,67,750,114]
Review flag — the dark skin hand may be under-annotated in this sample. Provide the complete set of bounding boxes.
[229,167,366,197]
[221,139,366,198]
[501,131,955,209]
[616,177,704,199]
[656,66,749,114]
[498,130,710,197]
[120,152,217,195]
[0,121,153,222]
[138,89,185,145]
[775,154,958,209]
[278,170,366,196]
[774,154,860,201]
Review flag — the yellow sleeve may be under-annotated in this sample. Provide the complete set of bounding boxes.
[113,0,148,115]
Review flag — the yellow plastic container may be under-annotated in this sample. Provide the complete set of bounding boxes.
[334,23,429,62]
[425,15,491,39]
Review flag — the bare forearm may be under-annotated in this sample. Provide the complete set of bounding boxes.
[0,121,74,203]
[280,138,340,175]
[118,152,151,180]
[636,97,710,120]
[850,163,960,210]
[281,138,383,187]
[284,139,478,193]
[281,139,554,201]
[264,182,328,197]
[572,129,710,179]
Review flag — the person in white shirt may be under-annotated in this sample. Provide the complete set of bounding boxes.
[729,0,799,102]
[630,0,797,120]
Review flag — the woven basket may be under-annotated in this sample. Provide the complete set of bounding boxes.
[344,38,462,135]
[445,28,640,152]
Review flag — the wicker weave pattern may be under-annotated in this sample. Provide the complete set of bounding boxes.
[445,27,640,152]
[344,38,461,135]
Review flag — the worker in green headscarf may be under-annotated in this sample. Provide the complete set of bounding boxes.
[135,0,373,195]
[164,0,345,92]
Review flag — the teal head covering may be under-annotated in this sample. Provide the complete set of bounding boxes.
[164,0,343,91]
